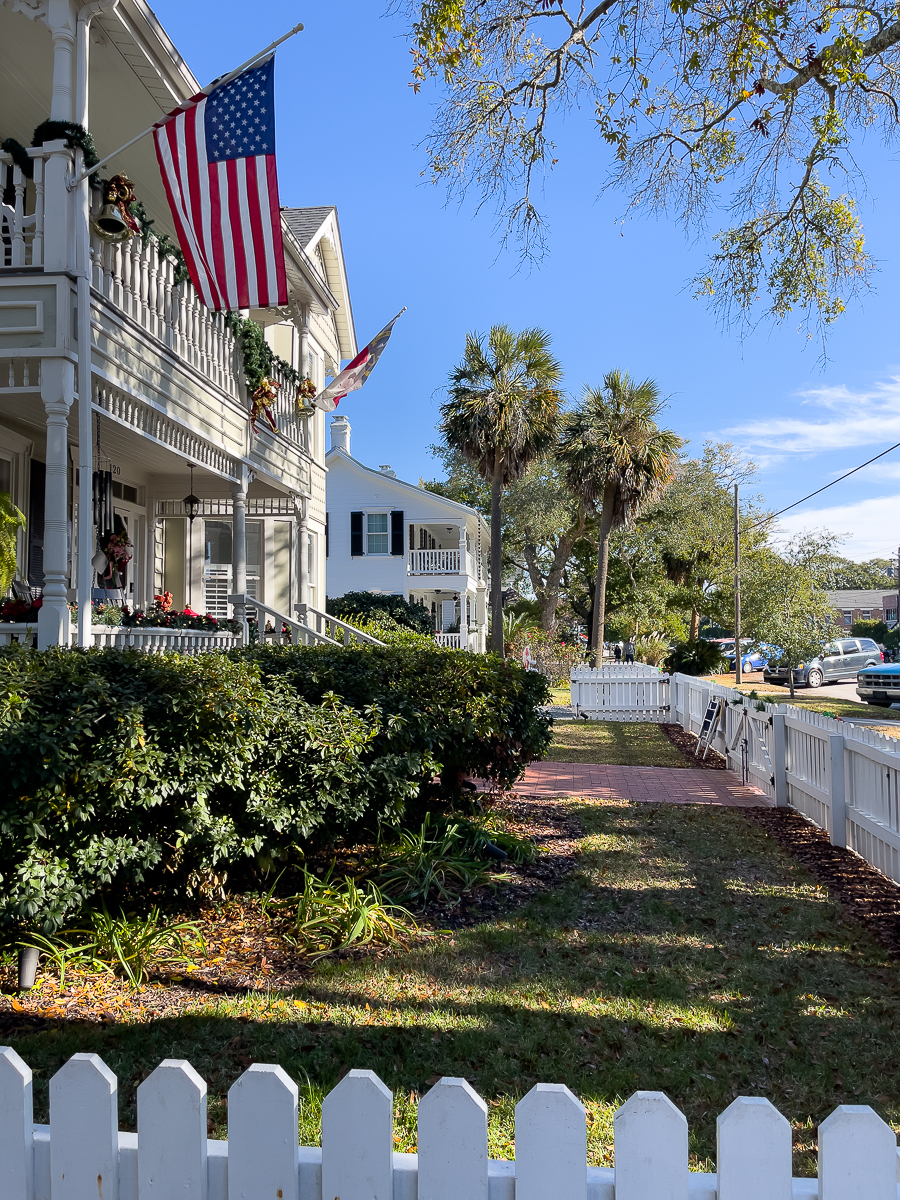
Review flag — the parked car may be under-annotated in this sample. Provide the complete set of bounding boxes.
[856,662,900,706]
[763,637,883,689]
[720,639,772,672]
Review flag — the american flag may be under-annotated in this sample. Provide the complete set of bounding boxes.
[153,56,288,312]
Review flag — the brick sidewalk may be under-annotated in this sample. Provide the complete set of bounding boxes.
[492,761,772,807]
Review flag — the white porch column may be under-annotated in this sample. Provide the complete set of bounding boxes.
[476,581,488,653]
[231,466,250,638]
[38,359,76,648]
[458,524,467,575]
[49,3,76,122]
[296,495,310,609]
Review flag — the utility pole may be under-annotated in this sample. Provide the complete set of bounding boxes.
[734,484,741,686]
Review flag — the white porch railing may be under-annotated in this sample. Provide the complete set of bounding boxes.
[408,548,460,574]
[0,148,45,267]
[295,603,386,647]
[91,626,241,654]
[89,229,239,399]
[2,1050,895,1200]
[570,664,669,721]
[433,631,478,650]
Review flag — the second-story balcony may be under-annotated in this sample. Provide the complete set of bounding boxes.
[408,548,461,575]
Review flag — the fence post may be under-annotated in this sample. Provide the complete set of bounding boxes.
[829,733,847,848]
[614,1092,687,1200]
[227,1064,299,1200]
[50,1053,119,1200]
[717,1096,791,1200]
[819,1105,896,1200]
[515,1083,587,1200]
[772,713,788,808]
[322,1069,393,1200]
[0,1046,33,1200]
[137,1060,207,1200]
[418,1077,488,1200]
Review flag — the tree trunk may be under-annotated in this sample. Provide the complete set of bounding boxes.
[690,608,700,641]
[525,513,587,632]
[591,484,617,668]
[489,467,504,656]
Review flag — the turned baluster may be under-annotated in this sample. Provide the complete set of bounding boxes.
[30,152,44,266]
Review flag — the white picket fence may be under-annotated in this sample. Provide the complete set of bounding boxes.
[669,674,900,885]
[2,1050,898,1200]
[570,665,669,722]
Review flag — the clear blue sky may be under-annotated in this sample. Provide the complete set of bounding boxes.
[151,0,900,562]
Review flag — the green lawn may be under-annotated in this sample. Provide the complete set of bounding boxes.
[7,799,898,1174]
[547,720,690,767]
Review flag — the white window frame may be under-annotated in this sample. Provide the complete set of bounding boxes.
[366,511,389,555]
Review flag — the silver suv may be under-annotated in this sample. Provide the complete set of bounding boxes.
[763,637,883,689]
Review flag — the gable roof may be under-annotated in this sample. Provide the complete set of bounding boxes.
[281,207,356,359]
[283,207,337,250]
[326,447,488,525]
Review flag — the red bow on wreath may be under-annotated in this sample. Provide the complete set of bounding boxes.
[249,378,280,435]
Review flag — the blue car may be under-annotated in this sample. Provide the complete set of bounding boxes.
[857,662,900,707]
[721,640,771,672]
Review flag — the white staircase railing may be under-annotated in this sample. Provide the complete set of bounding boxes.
[229,595,338,646]
[295,604,386,647]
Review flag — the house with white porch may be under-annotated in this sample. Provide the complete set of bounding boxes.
[324,415,489,651]
[0,0,355,648]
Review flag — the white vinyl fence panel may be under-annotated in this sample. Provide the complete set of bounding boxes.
[2,1051,897,1200]
[570,666,670,722]
[667,671,900,885]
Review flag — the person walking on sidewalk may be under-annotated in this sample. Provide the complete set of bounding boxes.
[614,643,622,662]
[624,639,635,664]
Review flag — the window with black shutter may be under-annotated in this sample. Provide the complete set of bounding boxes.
[325,512,329,558]
[391,510,404,556]
[27,460,45,588]
[350,511,364,556]
[408,523,415,550]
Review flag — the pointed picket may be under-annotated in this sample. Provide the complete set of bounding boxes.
[0,1046,33,1200]
[228,1064,299,1200]
[614,1092,687,1200]
[418,1077,488,1200]
[515,1083,587,1200]
[717,1096,791,1200]
[322,1069,393,1200]
[50,1053,119,1200]
[137,1060,207,1200]
[819,1105,896,1200]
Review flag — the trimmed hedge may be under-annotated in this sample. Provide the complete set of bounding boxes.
[0,644,550,933]
[234,643,552,804]
[326,590,434,635]
[0,647,414,933]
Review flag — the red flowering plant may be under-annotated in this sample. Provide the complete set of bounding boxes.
[121,595,241,633]
[0,595,42,623]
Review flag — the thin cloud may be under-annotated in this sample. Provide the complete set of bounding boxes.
[777,494,900,559]
[713,374,900,454]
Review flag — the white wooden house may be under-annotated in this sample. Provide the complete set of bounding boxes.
[0,1,355,647]
[325,416,489,650]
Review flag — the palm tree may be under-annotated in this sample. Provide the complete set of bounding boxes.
[440,326,563,655]
[558,370,683,666]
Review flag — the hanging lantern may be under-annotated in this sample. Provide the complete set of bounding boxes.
[183,462,200,525]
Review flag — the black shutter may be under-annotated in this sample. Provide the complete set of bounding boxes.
[408,523,415,551]
[350,511,364,556]
[391,510,404,556]
[325,512,330,558]
[27,460,45,589]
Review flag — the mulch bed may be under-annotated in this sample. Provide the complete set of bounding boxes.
[660,722,728,769]
[747,806,900,958]
[0,797,585,1030]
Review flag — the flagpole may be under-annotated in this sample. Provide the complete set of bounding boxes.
[67,21,304,188]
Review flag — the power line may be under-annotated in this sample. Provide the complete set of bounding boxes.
[751,438,900,528]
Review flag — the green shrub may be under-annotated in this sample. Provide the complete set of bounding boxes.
[274,868,415,960]
[340,612,434,647]
[327,591,434,635]
[234,643,552,807]
[0,646,410,934]
[666,639,728,676]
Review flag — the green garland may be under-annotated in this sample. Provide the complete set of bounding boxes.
[31,119,100,169]
[223,312,302,392]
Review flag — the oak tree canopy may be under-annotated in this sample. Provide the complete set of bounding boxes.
[400,0,898,331]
